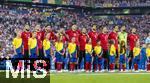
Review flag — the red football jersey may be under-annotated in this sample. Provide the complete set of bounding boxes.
[56,33,68,43]
[127,33,139,51]
[108,32,118,49]
[49,31,57,41]
[79,33,88,51]
[36,31,45,49]
[88,31,98,48]
[66,29,80,46]
[21,31,32,50]
[98,33,109,50]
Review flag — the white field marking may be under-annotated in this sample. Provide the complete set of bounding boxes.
[50,73,150,76]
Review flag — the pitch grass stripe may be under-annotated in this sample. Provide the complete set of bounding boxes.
[50,73,150,76]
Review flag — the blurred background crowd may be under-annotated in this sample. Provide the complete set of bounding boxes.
[8,0,150,7]
[0,4,149,57]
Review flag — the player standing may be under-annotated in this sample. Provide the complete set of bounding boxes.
[66,25,80,70]
[108,26,119,57]
[109,26,119,69]
[128,28,139,70]
[21,25,32,59]
[98,27,109,70]
[88,25,98,70]
[79,28,88,71]
[35,25,45,59]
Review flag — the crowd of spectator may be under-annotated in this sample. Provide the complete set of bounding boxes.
[37,0,150,7]
[0,5,149,57]
[8,0,150,7]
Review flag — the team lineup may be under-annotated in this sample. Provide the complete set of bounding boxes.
[12,24,150,73]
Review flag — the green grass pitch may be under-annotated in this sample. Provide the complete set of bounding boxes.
[50,72,150,83]
[0,71,150,83]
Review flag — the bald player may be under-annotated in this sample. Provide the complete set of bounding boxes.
[79,28,88,70]
[66,25,81,46]
[35,25,45,58]
[88,25,98,48]
[21,25,32,59]
[128,28,139,70]
[98,27,109,70]
[66,25,81,70]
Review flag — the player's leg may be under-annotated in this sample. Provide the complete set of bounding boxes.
[143,57,147,71]
[103,49,109,71]
[78,50,84,70]
[38,48,44,59]
[112,56,115,71]
[119,54,122,71]
[45,51,50,71]
[23,49,29,70]
[93,56,98,72]
[85,53,90,72]
[115,49,119,69]
[12,53,19,70]
[129,51,133,70]
[109,55,112,71]
[56,52,62,72]
[122,55,126,71]
[63,53,69,71]
[133,56,138,71]
[89,54,92,72]
[147,57,150,71]
[69,58,75,72]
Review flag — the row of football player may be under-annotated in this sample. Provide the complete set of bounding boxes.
[12,26,150,72]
